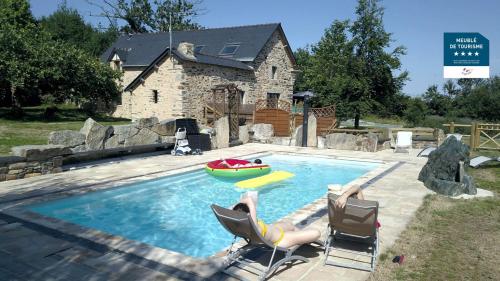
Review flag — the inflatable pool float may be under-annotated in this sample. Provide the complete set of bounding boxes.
[205,159,271,178]
[235,171,294,189]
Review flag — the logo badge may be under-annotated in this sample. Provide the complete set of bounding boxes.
[444,33,489,78]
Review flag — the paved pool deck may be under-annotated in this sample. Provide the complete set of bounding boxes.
[0,144,431,281]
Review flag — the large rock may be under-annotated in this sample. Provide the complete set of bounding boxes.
[317,136,326,149]
[134,117,159,129]
[307,114,317,147]
[250,123,274,142]
[293,125,303,146]
[48,130,85,147]
[357,132,378,152]
[269,137,291,146]
[11,145,72,161]
[104,135,123,149]
[80,118,113,150]
[151,119,176,136]
[113,124,139,144]
[124,128,160,147]
[239,125,249,144]
[214,116,229,149]
[325,133,357,150]
[418,136,477,196]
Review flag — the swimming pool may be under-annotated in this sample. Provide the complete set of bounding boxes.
[27,154,379,258]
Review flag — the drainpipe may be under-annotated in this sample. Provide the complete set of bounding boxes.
[302,96,309,147]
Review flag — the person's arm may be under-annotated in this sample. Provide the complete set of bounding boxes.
[335,185,363,209]
[240,196,258,224]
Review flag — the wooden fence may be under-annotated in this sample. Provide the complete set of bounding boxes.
[253,100,291,136]
[443,122,500,150]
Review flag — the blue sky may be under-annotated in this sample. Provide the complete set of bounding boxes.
[29,0,499,96]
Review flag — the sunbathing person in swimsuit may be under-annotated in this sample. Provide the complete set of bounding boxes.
[233,193,321,248]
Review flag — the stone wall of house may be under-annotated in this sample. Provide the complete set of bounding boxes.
[112,68,145,119]
[125,57,185,121]
[111,30,296,122]
[250,30,296,103]
[182,30,296,122]
[181,62,256,121]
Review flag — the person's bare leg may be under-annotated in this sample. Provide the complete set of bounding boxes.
[277,228,321,248]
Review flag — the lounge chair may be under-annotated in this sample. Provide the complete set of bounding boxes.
[211,204,309,281]
[394,131,412,153]
[324,193,379,272]
[469,156,500,168]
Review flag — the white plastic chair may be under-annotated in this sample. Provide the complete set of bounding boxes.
[394,131,412,153]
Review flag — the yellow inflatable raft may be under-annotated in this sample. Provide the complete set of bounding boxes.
[235,171,295,189]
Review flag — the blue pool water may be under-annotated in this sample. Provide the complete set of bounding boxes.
[28,154,379,258]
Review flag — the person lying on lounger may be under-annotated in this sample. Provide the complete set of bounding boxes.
[233,192,321,248]
[334,185,364,209]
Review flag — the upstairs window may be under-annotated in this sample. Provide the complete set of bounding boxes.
[194,45,205,53]
[267,93,280,108]
[219,44,240,56]
[152,90,159,104]
[271,66,277,79]
[240,91,245,104]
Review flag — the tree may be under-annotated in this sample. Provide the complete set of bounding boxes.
[0,0,122,111]
[349,0,408,128]
[40,2,119,57]
[443,80,458,97]
[292,47,313,92]
[422,85,451,116]
[86,0,203,33]
[296,0,408,127]
[404,97,428,127]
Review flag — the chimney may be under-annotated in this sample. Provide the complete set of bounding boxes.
[177,42,195,59]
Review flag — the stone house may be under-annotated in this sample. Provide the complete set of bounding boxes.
[101,23,298,122]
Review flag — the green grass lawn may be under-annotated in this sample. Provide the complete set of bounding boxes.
[372,154,500,280]
[0,106,130,155]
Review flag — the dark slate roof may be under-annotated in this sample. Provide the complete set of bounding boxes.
[101,23,282,67]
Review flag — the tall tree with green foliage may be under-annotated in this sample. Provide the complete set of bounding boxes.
[295,0,408,128]
[40,2,119,57]
[349,0,408,128]
[86,0,203,33]
[0,0,122,112]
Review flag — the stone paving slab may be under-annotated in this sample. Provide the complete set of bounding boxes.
[0,144,430,281]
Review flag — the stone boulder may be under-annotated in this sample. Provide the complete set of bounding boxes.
[124,128,160,147]
[269,137,291,146]
[418,136,477,196]
[134,117,159,129]
[151,119,176,136]
[307,114,318,147]
[293,125,303,146]
[239,125,249,144]
[325,133,357,150]
[250,123,274,142]
[357,133,378,152]
[11,145,72,161]
[48,130,86,147]
[214,116,229,149]
[80,118,113,150]
[113,124,139,144]
[104,135,123,149]
[317,136,326,149]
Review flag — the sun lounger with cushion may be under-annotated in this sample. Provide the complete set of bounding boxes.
[394,131,412,153]
[324,193,379,272]
[211,204,309,281]
[469,156,500,168]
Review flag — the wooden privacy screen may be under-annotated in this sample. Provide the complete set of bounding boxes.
[254,108,291,136]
